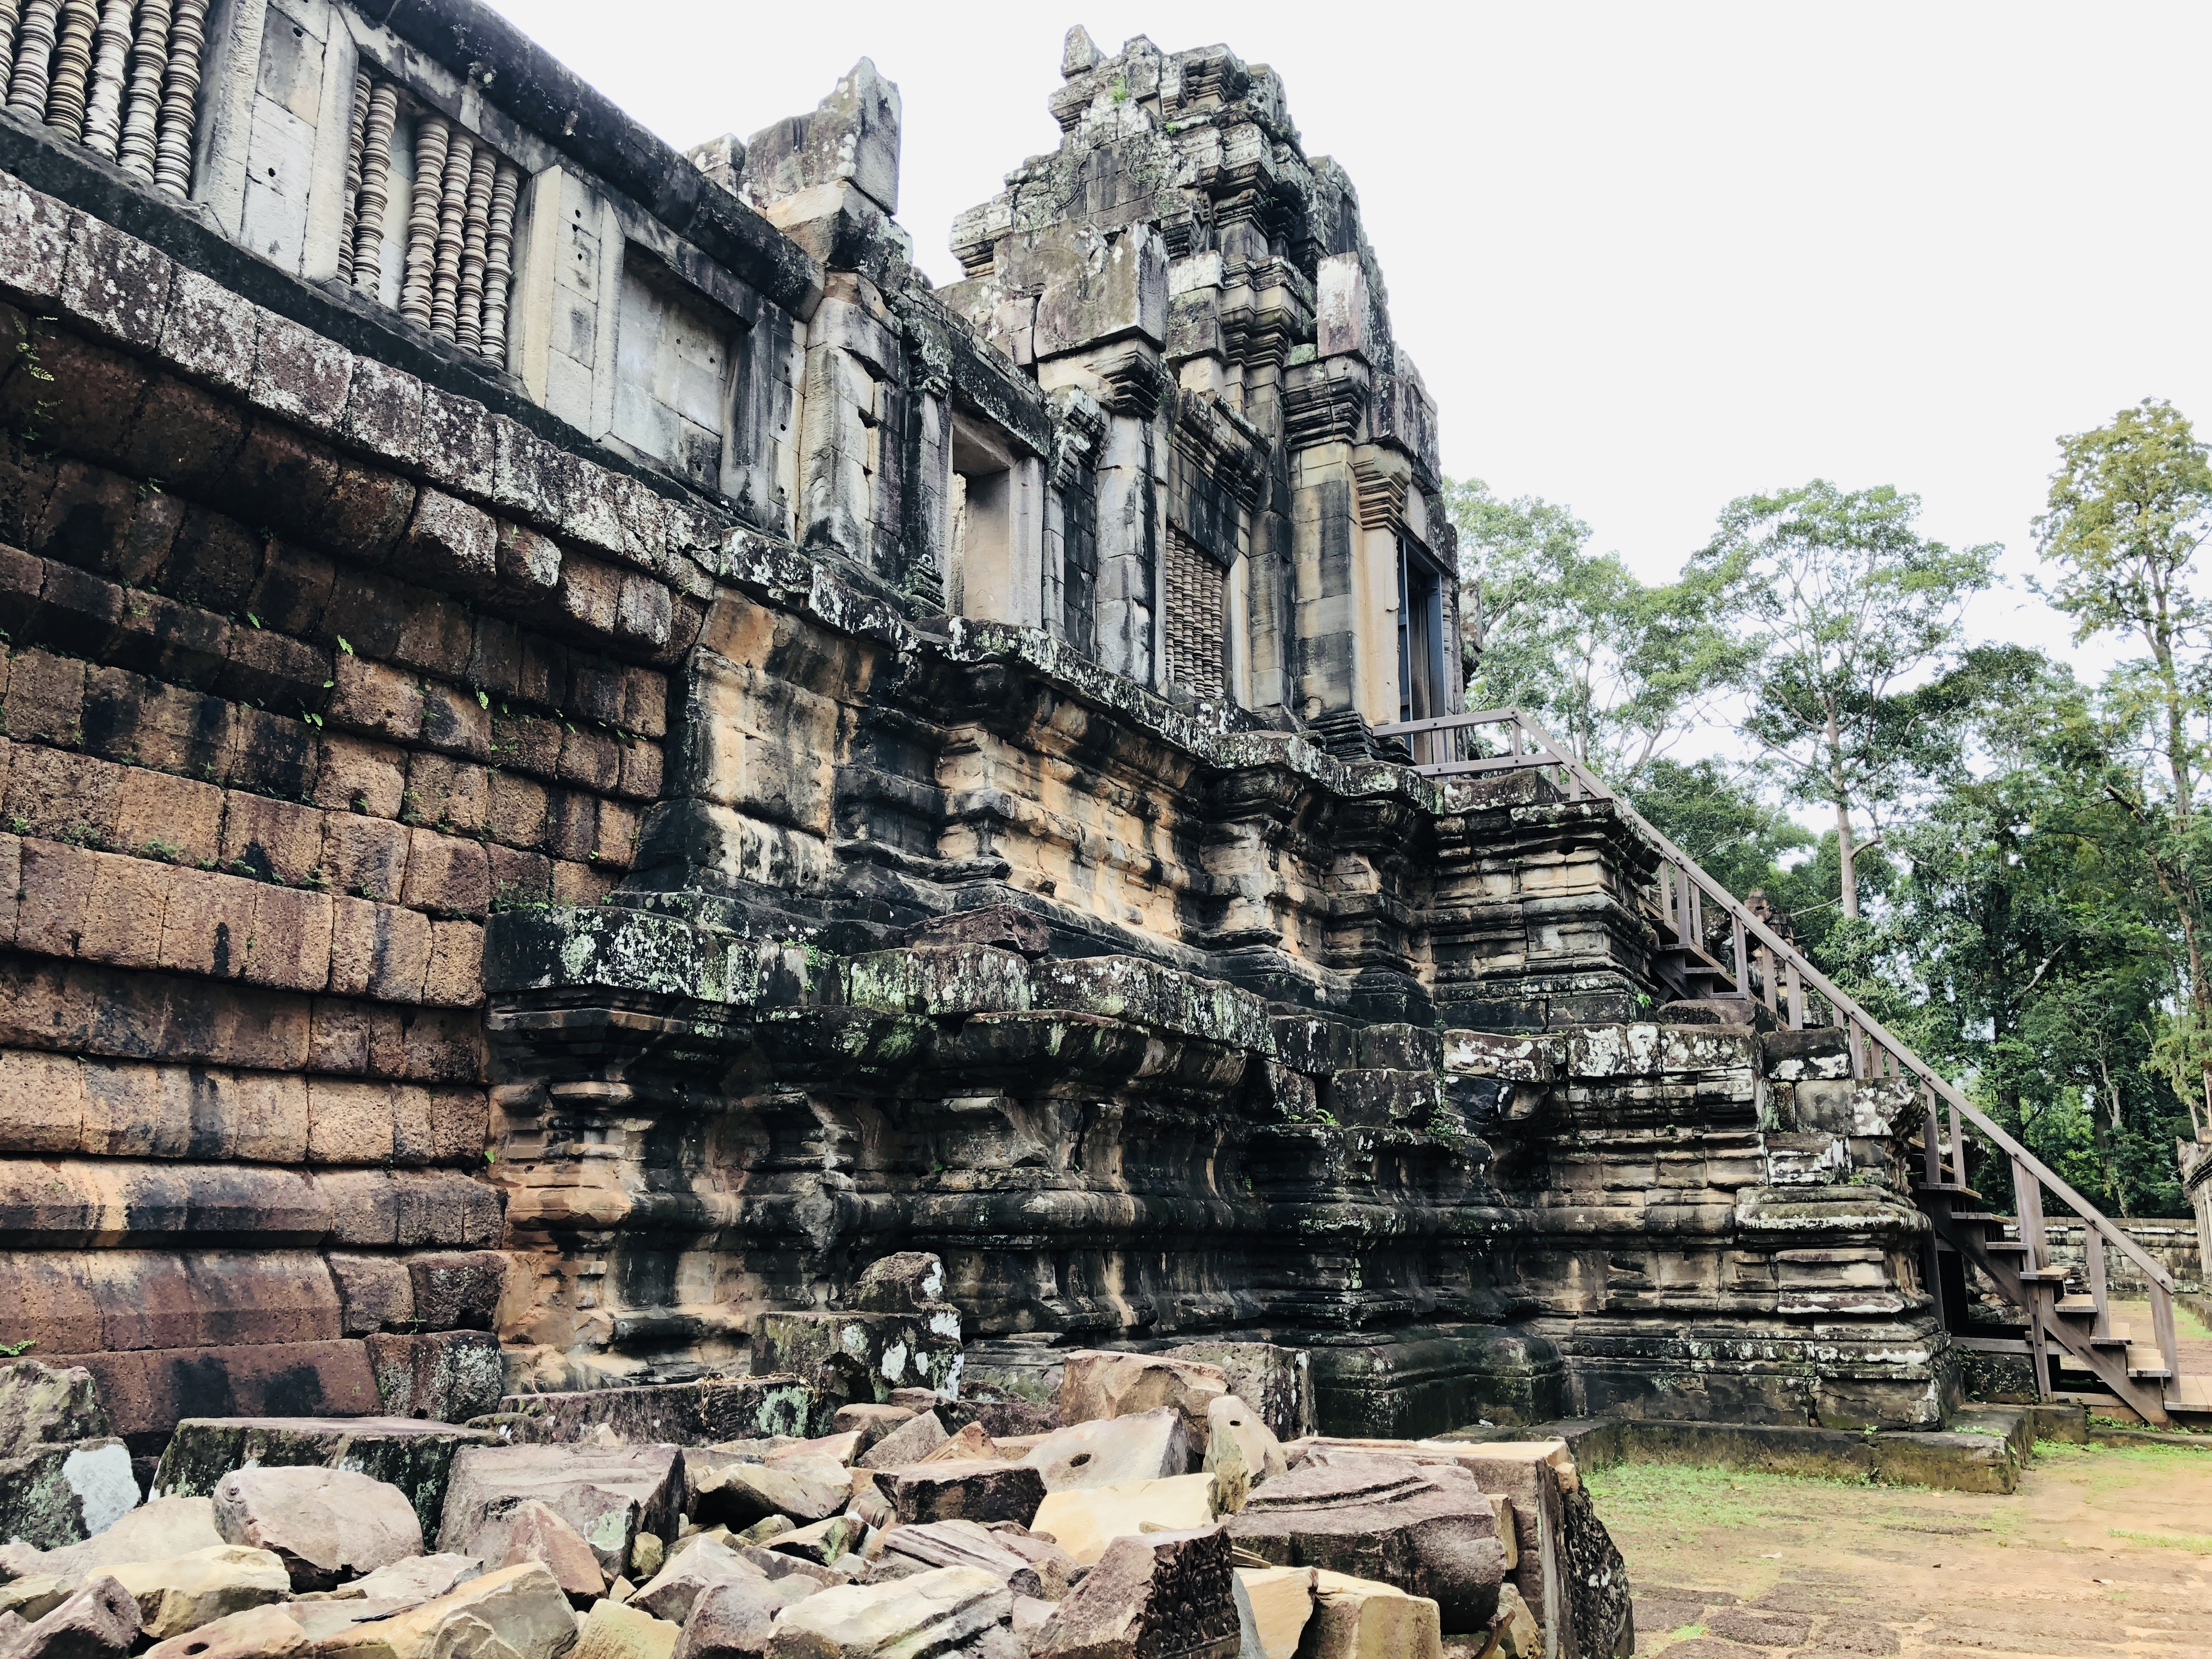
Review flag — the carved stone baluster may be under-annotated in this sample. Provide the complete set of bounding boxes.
[336,67,370,285]
[0,0,23,94]
[151,0,205,198]
[43,0,96,139]
[480,161,518,365]
[455,144,494,349]
[351,81,399,295]
[8,0,62,120]
[429,126,472,339]
[78,0,133,156]
[115,0,167,179]
[399,112,448,326]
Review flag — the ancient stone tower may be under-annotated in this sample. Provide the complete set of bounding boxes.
[0,0,1955,1476]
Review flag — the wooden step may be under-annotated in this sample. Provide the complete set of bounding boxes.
[1915,1182,1980,1200]
[2126,1346,2173,1380]
[1982,1239,2030,1254]
[2089,1323,2132,1347]
[2166,1374,2212,1412]
[2055,1295,2101,1316]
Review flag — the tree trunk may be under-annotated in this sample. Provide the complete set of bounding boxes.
[1836,798,1858,919]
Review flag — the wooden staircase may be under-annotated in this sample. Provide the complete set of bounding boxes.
[1380,704,2212,1428]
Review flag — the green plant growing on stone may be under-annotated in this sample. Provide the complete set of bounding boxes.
[0,1339,35,1357]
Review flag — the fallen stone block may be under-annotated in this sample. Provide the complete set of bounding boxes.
[830,1406,914,1455]
[1032,1525,1240,1659]
[885,1460,1045,1527]
[1227,1458,1503,1633]
[1299,1571,1441,1659]
[0,1365,137,1552]
[492,1379,817,1446]
[0,1572,137,1659]
[876,1522,1043,1599]
[574,1597,680,1659]
[765,1565,1011,1659]
[314,1560,575,1659]
[1010,1596,1055,1643]
[757,1314,960,1413]
[634,1534,665,1580]
[153,1418,499,1539]
[211,1466,425,1591]
[631,1536,788,1626]
[439,1443,686,1579]
[106,1545,289,1641]
[55,1344,384,1442]
[1203,1399,1285,1515]
[1029,1475,1218,1565]
[1161,1347,1313,1444]
[915,1425,996,1465]
[738,1547,853,1589]
[1056,1354,1225,1448]
[0,1577,74,1625]
[1482,1584,1538,1659]
[365,1331,505,1425]
[1,1498,223,1581]
[498,1498,605,1607]
[140,1602,306,1659]
[1233,1567,1313,1659]
[766,1517,864,1568]
[1019,1409,1188,1492]
[849,1254,948,1314]
[342,1554,483,1605]
[986,1530,1077,1601]
[689,1457,851,1530]
[672,1576,807,1659]
[789,1433,866,1468]
[856,1413,945,1471]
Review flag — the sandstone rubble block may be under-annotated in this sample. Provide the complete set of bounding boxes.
[1226,1458,1503,1633]
[155,1419,500,1539]
[0,1573,138,1659]
[439,1443,686,1579]
[1032,1526,1240,1659]
[105,1546,289,1641]
[499,1499,606,1607]
[210,1466,425,1590]
[885,1460,1045,1527]
[1201,1398,1284,1514]
[689,1457,851,1530]
[314,1561,577,1659]
[1056,1354,1226,1448]
[0,1362,137,1551]
[140,1602,307,1659]
[1030,1475,1219,1565]
[1298,1572,1441,1659]
[857,1414,947,1471]
[574,1598,681,1659]
[1019,1409,1189,1492]
[1232,1568,1313,1659]
[765,1565,1011,1659]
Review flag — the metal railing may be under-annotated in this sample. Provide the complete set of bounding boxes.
[1375,705,2189,1417]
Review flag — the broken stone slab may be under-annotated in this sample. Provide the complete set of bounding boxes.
[574,1598,681,1659]
[631,1536,794,1626]
[937,1400,1056,1440]
[0,1572,137,1659]
[0,1578,74,1625]
[788,1433,866,1468]
[211,1466,425,1592]
[764,1565,1011,1659]
[1202,1399,1286,1515]
[670,1576,796,1659]
[1033,1526,1240,1659]
[499,1499,605,1607]
[0,1440,139,1558]
[983,1530,1076,1601]
[689,1457,851,1529]
[314,1561,576,1659]
[875,1523,1041,1599]
[831,1407,915,1456]
[140,1602,307,1659]
[0,1498,224,1583]
[1227,1458,1504,1634]
[757,1314,961,1413]
[105,1546,289,1641]
[915,1425,996,1465]
[0,1363,138,1550]
[1160,1348,1312,1444]
[1482,1585,1538,1659]
[738,1546,854,1589]
[438,1443,686,1580]
[768,1518,866,1569]
[1029,1475,1219,1566]
[1299,1571,1442,1659]
[856,1413,946,1471]
[1009,1596,1055,1644]
[851,1255,946,1314]
[1056,1354,1226,1448]
[490,1379,818,1446]
[1019,1409,1188,1492]
[1234,1568,1313,1659]
[153,1419,500,1540]
[885,1461,1045,1527]
[342,1554,483,1605]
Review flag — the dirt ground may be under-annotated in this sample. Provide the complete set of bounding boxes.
[1587,1437,2212,1657]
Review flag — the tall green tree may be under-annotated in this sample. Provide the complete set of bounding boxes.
[2034,397,2212,1136]
[1449,478,1743,786]
[1690,482,1998,917]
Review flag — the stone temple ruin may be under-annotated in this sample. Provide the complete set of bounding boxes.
[0,2,2205,1654]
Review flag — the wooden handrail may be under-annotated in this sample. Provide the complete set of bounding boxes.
[1410,707,2181,1304]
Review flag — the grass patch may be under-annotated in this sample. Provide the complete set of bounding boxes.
[1583,1462,1872,1538]
[2108,1527,2212,1552]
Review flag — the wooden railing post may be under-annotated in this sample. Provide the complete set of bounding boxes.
[2085,1214,2111,1341]
[2152,1280,2181,1386]
[2013,1158,2053,1401]
[1921,1093,1942,1188]
[1731,916,1750,1000]
[1786,958,1805,1029]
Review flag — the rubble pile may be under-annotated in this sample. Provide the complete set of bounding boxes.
[0,1276,1632,1659]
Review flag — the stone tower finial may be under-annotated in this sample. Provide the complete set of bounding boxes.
[1062,25,1099,78]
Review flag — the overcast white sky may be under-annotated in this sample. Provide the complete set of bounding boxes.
[487,0,2211,682]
